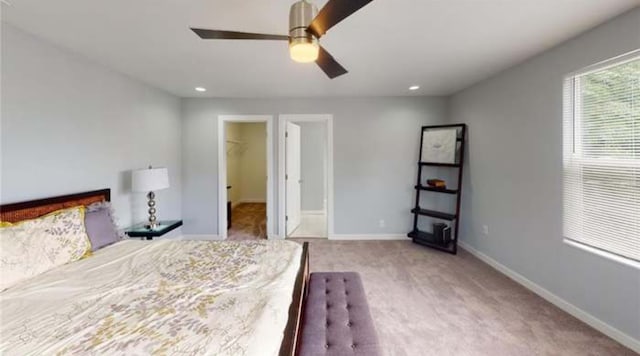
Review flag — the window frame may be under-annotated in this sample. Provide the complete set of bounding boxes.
[562,49,640,269]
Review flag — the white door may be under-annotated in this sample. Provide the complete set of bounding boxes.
[286,122,302,236]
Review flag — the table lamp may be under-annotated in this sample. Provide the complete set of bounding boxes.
[132,166,169,229]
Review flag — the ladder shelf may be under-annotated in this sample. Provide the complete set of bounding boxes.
[408,123,467,255]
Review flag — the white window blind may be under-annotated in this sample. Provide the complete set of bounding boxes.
[563,51,640,263]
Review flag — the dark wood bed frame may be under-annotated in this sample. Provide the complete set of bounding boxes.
[0,189,111,222]
[280,241,309,356]
[0,189,310,356]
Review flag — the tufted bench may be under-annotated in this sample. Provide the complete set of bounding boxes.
[298,272,381,356]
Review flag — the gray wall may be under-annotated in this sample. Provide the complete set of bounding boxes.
[299,121,326,212]
[448,8,640,342]
[1,24,183,228]
[181,97,447,235]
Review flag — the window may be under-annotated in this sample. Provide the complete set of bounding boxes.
[563,51,640,264]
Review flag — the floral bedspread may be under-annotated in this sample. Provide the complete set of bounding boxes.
[0,239,302,356]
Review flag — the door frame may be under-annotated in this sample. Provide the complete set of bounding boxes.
[278,114,334,238]
[218,115,274,239]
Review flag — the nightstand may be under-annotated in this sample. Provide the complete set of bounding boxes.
[125,220,183,240]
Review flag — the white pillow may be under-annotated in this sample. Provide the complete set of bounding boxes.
[0,206,91,291]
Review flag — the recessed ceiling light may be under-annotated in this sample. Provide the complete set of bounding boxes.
[409,85,420,91]
[195,87,207,92]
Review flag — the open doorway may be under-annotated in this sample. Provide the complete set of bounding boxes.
[218,115,274,240]
[279,115,333,239]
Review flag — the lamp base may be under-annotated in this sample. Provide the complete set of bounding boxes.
[147,191,157,229]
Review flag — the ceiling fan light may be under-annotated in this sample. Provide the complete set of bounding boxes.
[289,0,319,63]
[289,41,319,63]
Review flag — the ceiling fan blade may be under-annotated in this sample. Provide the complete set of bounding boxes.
[307,0,374,38]
[191,28,289,40]
[316,46,348,79]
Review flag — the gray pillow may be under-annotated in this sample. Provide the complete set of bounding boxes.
[84,207,120,251]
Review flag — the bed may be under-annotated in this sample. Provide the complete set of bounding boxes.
[0,189,309,356]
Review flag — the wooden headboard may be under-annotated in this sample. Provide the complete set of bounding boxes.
[0,189,111,223]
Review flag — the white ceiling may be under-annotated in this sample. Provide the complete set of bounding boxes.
[2,0,638,97]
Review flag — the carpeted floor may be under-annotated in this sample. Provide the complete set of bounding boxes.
[227,203,267,240]
[297,239,635,356]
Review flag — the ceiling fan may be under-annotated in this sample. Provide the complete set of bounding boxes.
[191,0,374,79]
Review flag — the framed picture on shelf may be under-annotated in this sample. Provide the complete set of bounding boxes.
[421,128,457,164]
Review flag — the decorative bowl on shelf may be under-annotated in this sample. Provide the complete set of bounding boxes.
[426,179,446,188]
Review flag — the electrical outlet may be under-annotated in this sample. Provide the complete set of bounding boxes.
[482,225,489,236]
[379,219,386,228]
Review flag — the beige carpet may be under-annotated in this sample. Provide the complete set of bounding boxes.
[227,203,266,240]
[296,239,635,356]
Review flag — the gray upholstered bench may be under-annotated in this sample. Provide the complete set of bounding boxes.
[299,272,381,356]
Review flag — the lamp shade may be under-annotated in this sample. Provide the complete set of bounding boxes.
[132,167,169,192]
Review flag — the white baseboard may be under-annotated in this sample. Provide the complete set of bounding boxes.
[179,234,223,241]
[459,241,640,353]
[301,210,326,216]
[329,234,407,241]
